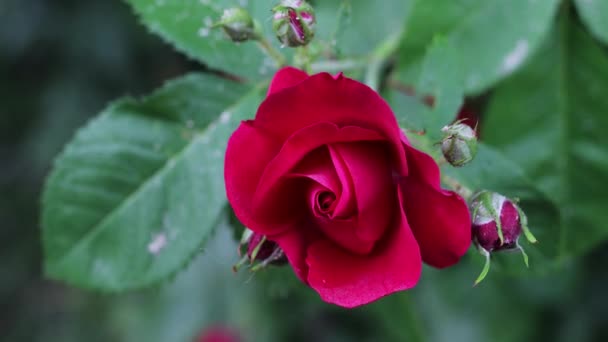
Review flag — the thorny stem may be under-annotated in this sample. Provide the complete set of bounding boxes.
[257,36,287,67]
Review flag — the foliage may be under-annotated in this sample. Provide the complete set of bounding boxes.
[3,0,608,340]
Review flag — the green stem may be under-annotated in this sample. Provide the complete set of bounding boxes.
[257,37,287,67]
[296,46,313,73]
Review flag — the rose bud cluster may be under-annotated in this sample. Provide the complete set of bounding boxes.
[470,191,538,285]
[233,230,286,272]
[272,0,315,47]
[224,67,471,307]
[217,7,260,42]
[440,122,478,167]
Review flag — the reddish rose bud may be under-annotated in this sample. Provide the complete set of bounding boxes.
[472,193,520,251]
[470,191,538,285]
[196,326,240,342]
[247,232,287,265]
[272,0,315,47]
[233,230,287,272]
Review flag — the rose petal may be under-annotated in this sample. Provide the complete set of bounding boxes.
[303,181,372,254]
[312,215,374,255]
[253,123,384,219]
[325,144,355,218]
[256,73,408,174]
[309,186,337,215]
[291,147,351,220]
[329,142,394,245]
[290,147,341,195]
[305,195,422,308]
[225,121,283,233]
[267,67,309,96]
[292,148,373,255]
[400,143,471,268]
[270,220,321,282]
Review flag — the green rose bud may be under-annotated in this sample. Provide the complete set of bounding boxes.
[218,7,259,42]
[440,123,478,167]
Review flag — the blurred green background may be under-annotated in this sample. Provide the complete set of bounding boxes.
[2,0,608,341]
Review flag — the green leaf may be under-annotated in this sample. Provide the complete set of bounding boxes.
[574,0,608,45]
[385,37,464,142]
[397,0,560,94]
[483,16,608,258]
[313,0,413,57]
[413,37,464,140]
[42,73,264,291]
[124,0,280,80]
[445,144,545,200]
[384,89,429,134]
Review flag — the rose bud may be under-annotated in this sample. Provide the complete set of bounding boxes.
[272,0,315,47]
[440,122,478,167]
[247,232,288,270]
[233,230,286,272]
[225,67,471,307]
[218,7,259,42]
[470,191,538,285]
[196,326,240,342]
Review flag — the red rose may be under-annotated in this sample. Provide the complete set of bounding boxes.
[225,67,471,307]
